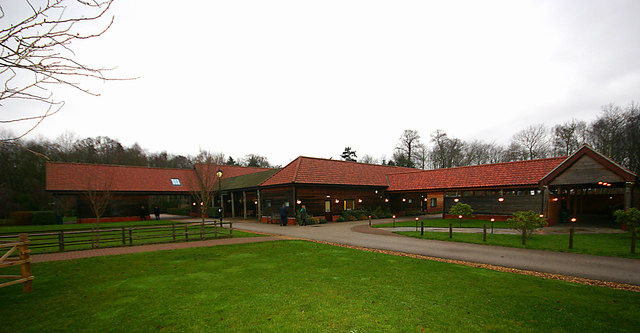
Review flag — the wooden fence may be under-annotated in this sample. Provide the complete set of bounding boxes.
[0,233,33,293]
[0,222,233,254]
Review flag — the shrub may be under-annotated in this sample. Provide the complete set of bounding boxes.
[449,203,473,218]
[32,211,56,225]
[10,211,32,225]
[614,208,640,253]
[358,214,369,220]
[318,218,327,224]
[507,210,548,238]
[346,215,358,221]
[167,207,190,216]
[336,216,345,222]
[370,213,378,219]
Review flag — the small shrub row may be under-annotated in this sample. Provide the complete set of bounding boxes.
[166,207,190,216]
[7,211,57,226]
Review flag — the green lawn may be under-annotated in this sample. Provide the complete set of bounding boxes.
[0,240,638,332]
[396,231,640,259]
[374,218,512,229]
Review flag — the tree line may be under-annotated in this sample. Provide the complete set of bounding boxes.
[0,130,272,218]
[349,102,639,176]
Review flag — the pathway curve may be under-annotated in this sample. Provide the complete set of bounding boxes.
[233,219,640,286]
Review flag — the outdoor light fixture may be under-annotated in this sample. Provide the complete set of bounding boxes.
[402,198,406,202]
[552,198,559,202]
[392,215,396,219]
[458,215,463,219]
[498,197,504,202]
[358,199,363,203]
[216,169,223,178]
[571,218,577,223]
[217,169,223,224]
[254,200,258,205]
[453,198,459,203]
[192,202,196,206]
[424,198,428,201]
[335,199,339,204]
[539,214,544,218]
[385,198,389,203]
[296,200,302,205]
[598,181,603,185]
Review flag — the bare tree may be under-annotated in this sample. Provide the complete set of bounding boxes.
[395,129,423,168]
[1,0,117,142]
[358,154,378,165]
[553,119,587,156]
[510,124,550,160]
[588,104,627,163]
[190,150,225,232]
[429,130,464,168]
[241,154,271,168]
[83,170,113,248]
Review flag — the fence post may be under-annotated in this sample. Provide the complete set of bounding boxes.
[449,223,453,239]
[58,230,64,252]
[522,226,527,246]
[121,227,126,245]
[129,228,133,246]
[421,221,424,236]
[185,226,189,241]
[483,224,487,242]
[172,224,176,241]
[230,222,233,237]
[19,233,32,293]
[569,224,574,249]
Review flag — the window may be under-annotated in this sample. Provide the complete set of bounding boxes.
[430,198,437,208]
[343,199,355,211]
[266,200,271,208]
[170,178,181,186]
[324,200,331,213]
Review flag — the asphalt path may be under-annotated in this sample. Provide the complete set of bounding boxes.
[234,219,640,286]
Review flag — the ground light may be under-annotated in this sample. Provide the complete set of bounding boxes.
[490,218,495,234]
[217,169,223,225]
[570,217,577,249]
[458,214,463,227]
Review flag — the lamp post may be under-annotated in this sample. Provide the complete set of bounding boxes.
[490,218,495,234]
[217,169,223,226]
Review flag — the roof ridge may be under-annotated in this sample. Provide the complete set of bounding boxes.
[45,161,194,171]
[259,156,300,186]
[388,156,568,176]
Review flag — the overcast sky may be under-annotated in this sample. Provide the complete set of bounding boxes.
[4,0,640,167]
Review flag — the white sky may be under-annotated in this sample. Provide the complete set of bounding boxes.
[4,0,640,167]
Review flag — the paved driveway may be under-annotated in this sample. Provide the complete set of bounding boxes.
[233,220,640,286]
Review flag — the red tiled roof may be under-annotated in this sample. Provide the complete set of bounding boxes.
[386,157,567,192]
[260,156,420,187]
[46,162,272,193]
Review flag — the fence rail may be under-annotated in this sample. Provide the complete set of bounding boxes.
[0,222,233,254]
[0,233,33,293]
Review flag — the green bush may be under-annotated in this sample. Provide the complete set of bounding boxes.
[207,207,221,218]
[318,218,327,224]
[167,207,190,216]
[357,214,369,220]
[10,211,32,225]
[507,210,548,238]
[336,216,345,222]
[346,215,358,221]
[32,211,56,225]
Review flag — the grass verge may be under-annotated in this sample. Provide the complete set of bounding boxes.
[1,240,638,332]
[374,218,512,229]
[396,231,640,259]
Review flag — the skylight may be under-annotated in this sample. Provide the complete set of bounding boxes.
[170,178,182,186]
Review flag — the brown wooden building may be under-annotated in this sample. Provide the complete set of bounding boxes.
[46,146,638,226]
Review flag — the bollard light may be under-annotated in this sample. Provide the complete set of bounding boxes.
[498,197,504,202]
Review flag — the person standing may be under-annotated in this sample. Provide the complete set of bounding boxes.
[154,206,160,220]
[300,205,307,226]
[279,203,288,226]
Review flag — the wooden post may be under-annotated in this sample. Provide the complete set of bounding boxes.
[231,192,236,218]
[243,190,247,220]
[129,228,133,246]
[522,226,526,245]
[19,233,32,293]
[257,189,262,219]
[421,221,424,236]
[569,224,574,249]
[185,226,189,241]
[172,224,176,241]
[631,230,636,254]
[483,224,487,242]
[121,227,126,245]
[230,222,233,237]
[58,230,64,252]
[449,223,452,238]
